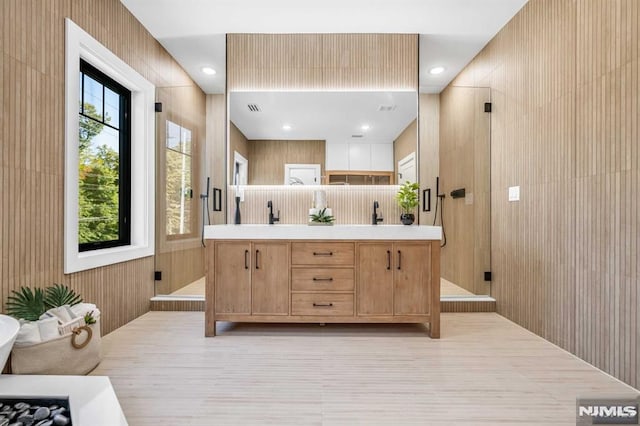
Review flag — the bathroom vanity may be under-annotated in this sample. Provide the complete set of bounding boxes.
[204,225,441,338]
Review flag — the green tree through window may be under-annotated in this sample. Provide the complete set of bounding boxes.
[166,121,193,236]
[78,60,131,251]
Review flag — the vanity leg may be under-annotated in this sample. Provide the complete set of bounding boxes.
[205,312,216,337]
[429,319,440,339]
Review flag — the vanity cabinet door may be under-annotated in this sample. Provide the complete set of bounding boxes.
[252,242,290,315]
[215,241,251,314]
[357,243,394,315]
[393,242,431,315]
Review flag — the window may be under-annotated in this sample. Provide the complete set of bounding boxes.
[65,18,155,274]
[166,121,193,236]
[78,60,131,251]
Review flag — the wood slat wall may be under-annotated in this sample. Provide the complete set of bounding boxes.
[0,0,206,334]
[445,0,639,387]
[227,34,418,91]
[393,119,417,179]
[418,94,440,227]
[227,186,404,225]
[574,0,639,388]
[206,94,228,226]
[248,139,326,185]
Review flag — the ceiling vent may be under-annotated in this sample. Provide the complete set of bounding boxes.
[247,104,261,112]
[377,104,396,112]
[351,134,364,138]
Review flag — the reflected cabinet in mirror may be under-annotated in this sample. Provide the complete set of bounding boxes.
[228,91,418,186]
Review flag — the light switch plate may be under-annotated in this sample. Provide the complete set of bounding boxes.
[465,192,474,205]
[508,186,520,202]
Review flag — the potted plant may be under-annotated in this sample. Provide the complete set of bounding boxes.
[7,284,102,375]
[309,208,335,225]
[395,181,419,225]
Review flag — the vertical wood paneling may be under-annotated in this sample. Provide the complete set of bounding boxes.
[227,186,404,225]
[393,120,417,179]
[574,0,639,388]
[0,0,206,334]
[227,34,418,91]
[248,140,326,185]
[419,94,440,227]
[206,94,227,225]
[447,0,638,387]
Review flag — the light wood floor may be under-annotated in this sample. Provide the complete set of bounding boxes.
[171,276,477,297]
[92,312,637,425]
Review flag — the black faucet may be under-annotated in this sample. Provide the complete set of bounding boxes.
[372,201,383,225]
[267,200,280,225]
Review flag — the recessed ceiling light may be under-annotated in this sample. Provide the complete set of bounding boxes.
[361,124,370,131]
[429,66,445,75]
[201,66,216,75]
[282,124,292,131]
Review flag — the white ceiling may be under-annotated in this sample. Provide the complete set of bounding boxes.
[230,91,417,145]
[120,0,528,94]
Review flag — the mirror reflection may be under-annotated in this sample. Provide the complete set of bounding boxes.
[228,91,418,186]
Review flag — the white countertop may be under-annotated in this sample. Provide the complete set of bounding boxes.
[204,224,442,240]
[0,375,127,425]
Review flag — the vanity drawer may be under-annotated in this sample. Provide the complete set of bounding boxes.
[291,293,354,316]
[291,242,354,266]
[291,268,354,292]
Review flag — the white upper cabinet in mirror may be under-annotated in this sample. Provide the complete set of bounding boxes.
[228,91,418,186]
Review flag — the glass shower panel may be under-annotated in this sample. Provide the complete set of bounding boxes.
[154,85,206,297]
[438,86,491,297]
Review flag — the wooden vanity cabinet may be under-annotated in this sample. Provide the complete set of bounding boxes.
[206,239,439,338]
[212,241,289,317]
[357,242,432,316]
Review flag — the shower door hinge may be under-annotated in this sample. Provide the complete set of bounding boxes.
[484,271,492,281]
[155,102,163,112]
[484,102,492,113]
[154,271,162,281]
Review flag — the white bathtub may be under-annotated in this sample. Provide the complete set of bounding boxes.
[0,315,19,372]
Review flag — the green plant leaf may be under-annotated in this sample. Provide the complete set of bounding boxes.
[6,287,46,321]
[395,181,420,213]
[44,283,83,309]
[309,207,335,223]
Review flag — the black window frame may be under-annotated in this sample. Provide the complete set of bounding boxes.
[78,59,132,252]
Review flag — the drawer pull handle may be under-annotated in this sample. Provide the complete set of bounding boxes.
[312,277,334,282]
[386,250,391,270]
[255,249,260,269]
[313,302,334,308]
[397,250,402,270]
[244,250,249,269]
[313,251,333,256]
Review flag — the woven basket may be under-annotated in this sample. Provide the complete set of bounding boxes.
[11,318,102,375]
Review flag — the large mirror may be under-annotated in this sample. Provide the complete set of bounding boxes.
[228,91,418,186]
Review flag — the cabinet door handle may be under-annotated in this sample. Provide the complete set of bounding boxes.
[255,249,260,269]
[312,277,333,282]
[397,250,402,270]
[313,251,333,256]
[244,250,249,269]
[386,250,391,270]
[312,302,334,307]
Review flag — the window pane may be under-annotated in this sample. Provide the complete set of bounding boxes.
[166,148,192,236]
[166,121,181,151]
[78,115,120,244]
[181,128,192,155]
[82,74,103,121]
[104,87,120,129]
